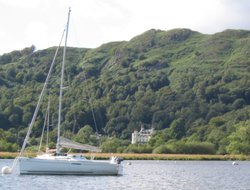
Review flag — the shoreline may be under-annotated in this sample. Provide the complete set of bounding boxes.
[0,152,249,160]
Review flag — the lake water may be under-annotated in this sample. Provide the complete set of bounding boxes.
[0,159,250,190]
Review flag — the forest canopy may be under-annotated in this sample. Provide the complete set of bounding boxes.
[0,29,250,154]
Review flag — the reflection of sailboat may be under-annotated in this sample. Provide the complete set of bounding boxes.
[1,8,122,175]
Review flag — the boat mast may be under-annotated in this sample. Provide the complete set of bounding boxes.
[46,94,50,151]
[56,7,71,154]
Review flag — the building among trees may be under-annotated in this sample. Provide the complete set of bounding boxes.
[131,126,154,144]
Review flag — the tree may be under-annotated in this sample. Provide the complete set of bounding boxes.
[100,138,128,153]
[104,116,129,137]
[21,45,36,55]
[169,118,185,140]
[226,121,250,154]
[6,67,16,80]
[0,53,12,64]
[152,111,172,130]
[34,71,46,82]
[74,125,98,145]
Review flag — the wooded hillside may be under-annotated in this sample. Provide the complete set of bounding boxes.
[0,28,250,154]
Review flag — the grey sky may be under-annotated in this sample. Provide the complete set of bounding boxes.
[0,0,250,55]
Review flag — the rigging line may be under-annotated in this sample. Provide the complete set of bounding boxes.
[83,71,99,135]
[70,13,99,135]
[38,104,48,153]
[38,93,50,153]
[10,27,66,172]
[46,93,50,151]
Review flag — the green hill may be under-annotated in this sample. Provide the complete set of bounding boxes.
[0,29,250,154]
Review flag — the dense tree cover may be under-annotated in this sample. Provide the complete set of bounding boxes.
[0,29,250,154]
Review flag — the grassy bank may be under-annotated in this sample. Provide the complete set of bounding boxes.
[85,153,250,161]
[0,152,36,159]
[0,152,250,160]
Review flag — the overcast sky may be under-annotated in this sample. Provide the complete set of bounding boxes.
[0,0,250,55]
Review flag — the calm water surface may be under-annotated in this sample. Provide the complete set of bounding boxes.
[0,159,250,190]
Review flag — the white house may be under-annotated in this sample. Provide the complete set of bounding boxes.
[131,127,154,144]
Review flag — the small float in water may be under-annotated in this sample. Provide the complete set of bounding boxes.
[232,161,239,165]
[1,166,12,174]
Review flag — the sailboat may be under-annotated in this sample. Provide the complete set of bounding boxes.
[1,8,123,175]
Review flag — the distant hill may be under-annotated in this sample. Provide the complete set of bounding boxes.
[0,28,250,154]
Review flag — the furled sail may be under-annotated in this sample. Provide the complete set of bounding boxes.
[59,136,101,152]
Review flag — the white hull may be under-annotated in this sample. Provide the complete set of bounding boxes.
[19,155,122,175]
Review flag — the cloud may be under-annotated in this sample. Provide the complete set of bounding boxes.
[24,21,49,47]
[1,0,250,54]
[0,0,39,8]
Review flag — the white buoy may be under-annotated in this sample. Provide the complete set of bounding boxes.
[232,161,239,166]
[1,166,12,174]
